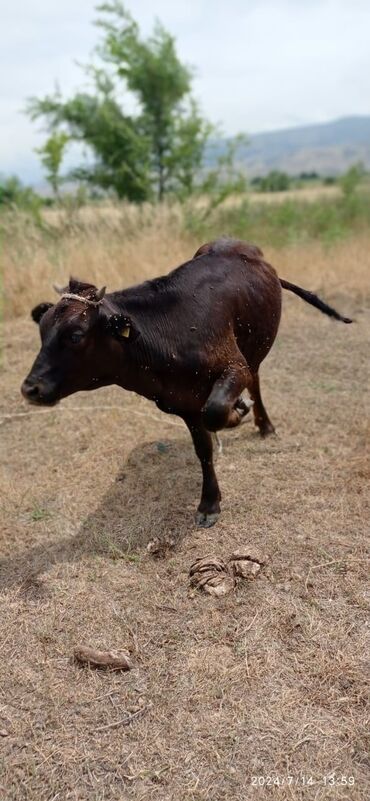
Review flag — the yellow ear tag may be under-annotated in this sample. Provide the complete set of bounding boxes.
[120,325,130,338]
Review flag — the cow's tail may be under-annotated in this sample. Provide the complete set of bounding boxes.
[280,278,352,323]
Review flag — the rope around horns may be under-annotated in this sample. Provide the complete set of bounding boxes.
[59,293,103,307]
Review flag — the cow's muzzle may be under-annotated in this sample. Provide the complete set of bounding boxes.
[21,377,59,406]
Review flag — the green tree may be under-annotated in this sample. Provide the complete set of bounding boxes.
[35,131,69,197]
[27,2,214,201]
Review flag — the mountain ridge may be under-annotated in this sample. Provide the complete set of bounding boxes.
[210,115,370,177]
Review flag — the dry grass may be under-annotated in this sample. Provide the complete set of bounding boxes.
[3,201,370,320]
[247,185,341,205]
[0,226,369,800]
[3,204,190,319]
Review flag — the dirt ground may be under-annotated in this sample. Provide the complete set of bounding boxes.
[0,289,369,800]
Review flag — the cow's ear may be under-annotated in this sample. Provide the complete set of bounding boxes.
[104,312,138,342]
[31,302,54,324]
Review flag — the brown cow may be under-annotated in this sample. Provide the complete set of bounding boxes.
[21,238,351,526]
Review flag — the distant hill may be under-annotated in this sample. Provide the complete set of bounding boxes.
[210,116,370,177]
[4,115,370,188]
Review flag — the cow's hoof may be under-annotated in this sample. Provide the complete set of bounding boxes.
[260,423,276,438]
[195,511,220,528]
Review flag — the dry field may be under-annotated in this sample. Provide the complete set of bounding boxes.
[3,204,370,320]
[0,225,369,800]
[245,186,341,206]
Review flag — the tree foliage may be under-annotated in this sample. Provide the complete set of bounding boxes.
[30,88,151,201]
[196,135,247,219]
[28,2,216,201]
[35,131,69,197]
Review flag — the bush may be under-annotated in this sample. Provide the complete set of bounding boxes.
[259,171,290,192]
[0,176,42,218]
[339,163,364,198]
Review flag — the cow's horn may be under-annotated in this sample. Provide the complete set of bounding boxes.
[95,286,106,301]
[53,283,67,295]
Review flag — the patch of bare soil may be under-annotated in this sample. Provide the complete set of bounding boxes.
[0,296,369,800]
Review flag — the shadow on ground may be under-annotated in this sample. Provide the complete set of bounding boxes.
[0,435,200,592]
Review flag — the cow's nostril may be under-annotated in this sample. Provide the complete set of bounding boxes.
[22,381,40,400]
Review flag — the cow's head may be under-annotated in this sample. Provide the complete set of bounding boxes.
[21,279,133,405]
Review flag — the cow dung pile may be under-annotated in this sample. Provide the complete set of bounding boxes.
[229,546,269,579]
[189,546,269,597]
[189,556,235,597]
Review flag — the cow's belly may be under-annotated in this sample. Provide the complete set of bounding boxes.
[154,374,214,417]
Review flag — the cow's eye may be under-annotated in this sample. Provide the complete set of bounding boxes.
[70,330,84,344]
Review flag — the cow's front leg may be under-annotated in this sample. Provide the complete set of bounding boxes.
[202,363,253,432]
[184,415,221,527]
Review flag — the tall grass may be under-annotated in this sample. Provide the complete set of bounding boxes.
[2,189,370,320]
[186,189,370,246]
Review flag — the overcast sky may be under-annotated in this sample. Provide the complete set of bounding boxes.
[2,0,370,182]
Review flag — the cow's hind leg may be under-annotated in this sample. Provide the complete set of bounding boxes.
[184,415,221,527]
[250,371,275,437]
[202,365,253,432]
